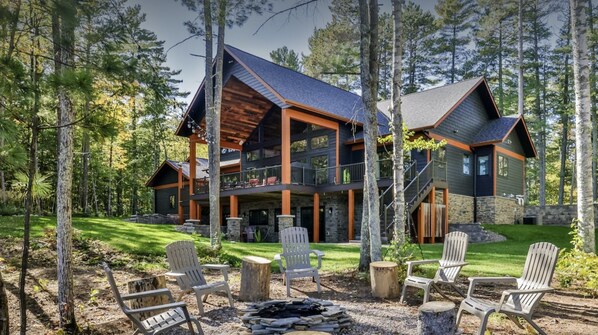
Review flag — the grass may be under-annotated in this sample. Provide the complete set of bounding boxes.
[1,216,596,276]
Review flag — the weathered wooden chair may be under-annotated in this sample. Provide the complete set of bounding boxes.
[274,227,324,297]
[102,263,203,335]
[165,241,233,315]
[400,231,469,304]
[456,242,559,335]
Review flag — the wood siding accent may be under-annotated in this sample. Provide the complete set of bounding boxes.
[282,190,291,215]
[230,195,238,217]
[348,189,355,240]
[496,143,525,161]
[153,182,188,190]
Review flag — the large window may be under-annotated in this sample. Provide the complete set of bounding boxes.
[246,149,260,161]
[248,209,269,226]
[311,135,328,149]
[477,155,489,176]
[263,145,281,158]
[498,155,509,177]
[463,154,471,175]
[290,139,307,153]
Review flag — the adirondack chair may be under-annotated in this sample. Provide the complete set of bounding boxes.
[400,231,469,304]
[102,263,203,335]
[165,241,234,315]
[274,227,324,297]
[456,242,559,335]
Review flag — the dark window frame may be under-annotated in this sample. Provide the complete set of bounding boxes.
[477,155,489,176]
[463,154,471,175]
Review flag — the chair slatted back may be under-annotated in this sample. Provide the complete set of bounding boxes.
[435,231,469,282]
[102,263,145,330]
[280,227,312,270]
[166,241,207,291]
[511,242,559,313]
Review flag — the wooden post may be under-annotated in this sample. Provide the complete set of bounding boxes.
[313,193,320,243]
[430,187,436,244]
[189,134,198,220]
[370,261,400,298]
[239,256,271,301]
[281,108,291,185]
[178,164,184,225]
[418,205,424,244]
[348,189,355,240]
[230,195,238,217]
[417,301,456,335]
[127,275,168,320]
[282,190,291,215]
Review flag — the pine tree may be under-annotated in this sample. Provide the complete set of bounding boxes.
[270,46,301,71]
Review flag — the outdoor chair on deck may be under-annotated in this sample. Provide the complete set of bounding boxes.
[165,241,234,315]
[274,227,324,297]
[456,242,559,335]
[400,231,469,304]
[102,263,203,335]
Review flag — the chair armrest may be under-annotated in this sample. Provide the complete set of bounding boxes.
[165,271,186,278]
[274,254,284,272]
[203,264,230,282]
[311,250,324,269]
[126,302,188,315]
[498,287,554,311]
[439,262,468,269]
[406,259,439,277]
[121,288,174,302]
[467,276,517,298]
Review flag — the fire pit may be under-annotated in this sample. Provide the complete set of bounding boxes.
[240,298,352,334]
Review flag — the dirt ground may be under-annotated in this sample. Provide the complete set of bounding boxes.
[2,238,598,334]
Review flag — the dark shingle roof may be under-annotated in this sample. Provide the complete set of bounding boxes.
[226,45,389,129]
[472,116,519,145]
[377,77,485,131]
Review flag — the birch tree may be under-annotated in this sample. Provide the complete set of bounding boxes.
[571,0,596,254]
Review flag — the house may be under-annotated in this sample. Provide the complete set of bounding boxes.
[150,45,535,243]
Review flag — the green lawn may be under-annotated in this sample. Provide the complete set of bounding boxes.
[1,216,594,276]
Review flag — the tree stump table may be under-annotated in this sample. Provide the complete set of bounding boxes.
[239,256,271,301]
[417,301,456,335]
[127,275,168,320]
[370,261,400,298]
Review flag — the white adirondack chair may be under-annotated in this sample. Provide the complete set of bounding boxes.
[400,231,469,304]
[165,240,234,315]
[102,263,203,335]
[274,227,324,297]
[456,242,559,335]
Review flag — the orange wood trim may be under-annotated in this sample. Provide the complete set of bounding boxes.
[495,144,525,161]
[430,187,436,244]
[427,132,472,153]
[281,190,291,215]
[443,188,449,236]
[427,149,431,162]
[418,205,424,244]
[285,99,361,127]
[178,166,184,224]
[153,182,189,190]
[493,148,497,196]
[313,193,320,243]
[189,135,197,220]
[196,138,242,151]
[348,189,355,240]
[282,108,291,184]
[230,195,238,217]
[351,143,365,151]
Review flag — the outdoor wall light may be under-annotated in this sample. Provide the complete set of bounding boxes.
[328,208,333,214]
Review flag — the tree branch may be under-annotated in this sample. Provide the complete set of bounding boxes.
[253,0,319,35]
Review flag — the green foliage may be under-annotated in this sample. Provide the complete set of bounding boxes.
[556,220,598,296]
[384,239,420,283]
[11,171,53,201]
[379,123,446,152]
[270,46,301,71]
[195,241,240,267]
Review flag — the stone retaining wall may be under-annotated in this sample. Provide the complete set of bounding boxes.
[476,196,523,225]
[128,214,179,224]
[524,205,598,226]
[448,194,474,224]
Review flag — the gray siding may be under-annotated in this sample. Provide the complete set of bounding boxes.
[155,188,178,215]
[411,149,428,172]
[434,90,493,143]
[153,168,178,185]
[444,146,474,196]
[496,154,524,196]
[497,130,525,155]
[475,146,494,197]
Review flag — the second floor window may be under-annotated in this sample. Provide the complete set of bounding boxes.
[264,145,281,158]
[463,154,471,175]
[290,139,307,153]
[311,135,328,149]
[498,155,509,177]
[477,155,489,176]
[246,149,260,161]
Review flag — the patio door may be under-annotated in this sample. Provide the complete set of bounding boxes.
[300,206,326,242]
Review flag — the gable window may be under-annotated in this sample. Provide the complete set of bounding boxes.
[169,195,176,209]
[248,209,269,226]
[290,139,307,153]
[498,155,509,177]
[477,156,489,176]
[463,154,471,175]
[311,135,328,150]
[246,149,260,161]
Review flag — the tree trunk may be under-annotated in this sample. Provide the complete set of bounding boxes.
[533,8,546,210]
[559,20,572,206]
[589,0,597,200]
[370,261,400,298]
[127,276,168,320]
[130,97,138,215]
[107,138,113,216]
[0,270,8,335]
[451,25,456,84]
[359,195,371,271]
[571,0,596,254]
[518,0,524,116]
[239,256,271,301]
[81,130,90,215]
[54,0,78,329]
[498,20,504,113]
[391,0,405,244]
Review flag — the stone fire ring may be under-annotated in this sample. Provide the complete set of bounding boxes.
[240,298,352,334]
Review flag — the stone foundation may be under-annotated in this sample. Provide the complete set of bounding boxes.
[277,215,295,240]
[524,205,598,226]
[448,193,474,224]
[227,217,242,241]
[476,196,523,225]
[128,213,179,224]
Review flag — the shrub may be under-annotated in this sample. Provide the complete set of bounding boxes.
[384,238,421,284]
[195,241,241,267]
[555,220,598,297]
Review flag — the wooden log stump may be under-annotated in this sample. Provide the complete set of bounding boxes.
[418,301,456,335]
[127,275,168,320]
[239,256,271,301]
[370,261,400,298]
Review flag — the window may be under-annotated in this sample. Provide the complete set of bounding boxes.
[311,155,328,184]
[437,147,446,162]
[498,155,509,177]
[264,145,281,158]
[463,154,471,175]
[477,155,489,176]
[290,139,307,153]
[248,209,269,226]
[169,195,176,209]
[311,135,328,149]
[246,149,260,161]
